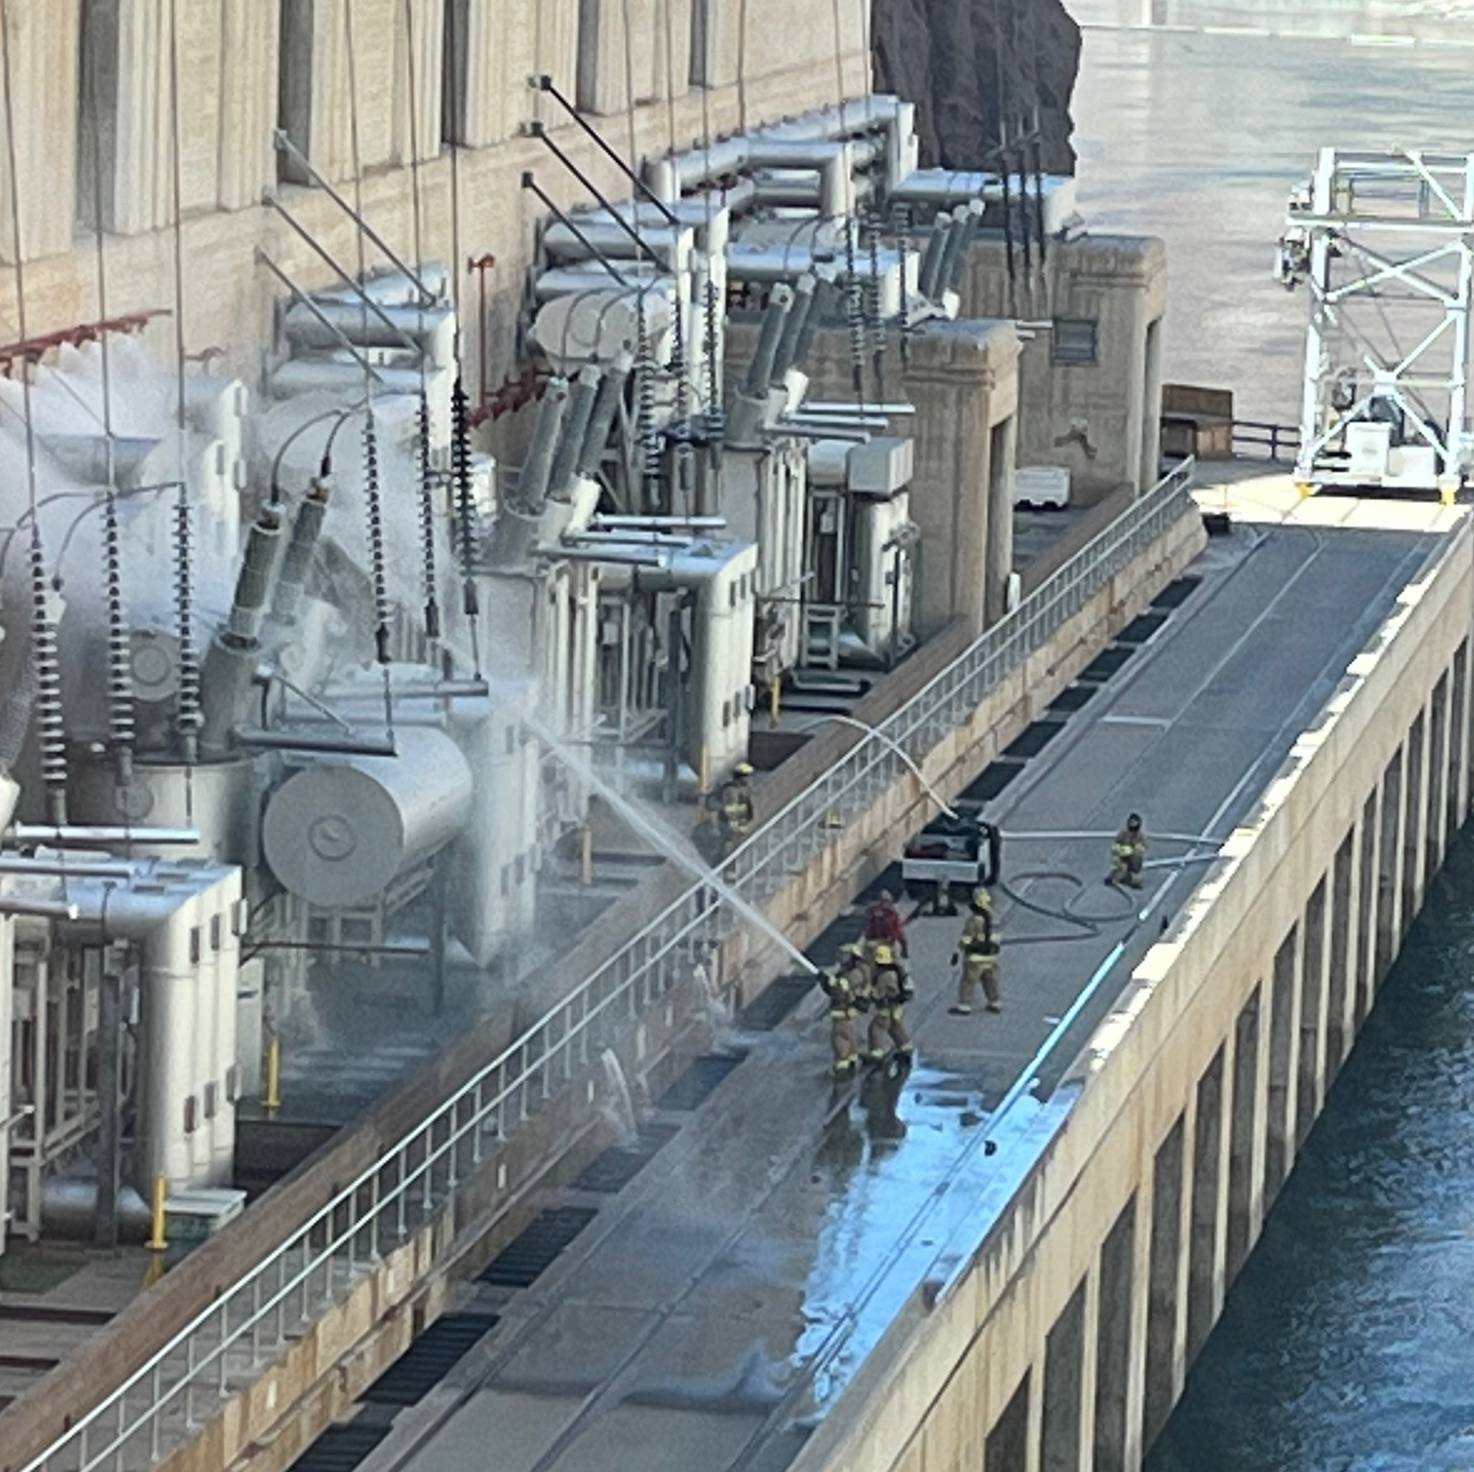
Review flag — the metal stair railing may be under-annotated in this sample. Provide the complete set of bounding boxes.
[17,457,1196,1472]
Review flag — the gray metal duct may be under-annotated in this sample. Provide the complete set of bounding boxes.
[577,351,632,477]
[518,376,570,513]
[549,364,602,496]
[270,478,331,624]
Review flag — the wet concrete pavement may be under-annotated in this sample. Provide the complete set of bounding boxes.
[360,492,1444,1472]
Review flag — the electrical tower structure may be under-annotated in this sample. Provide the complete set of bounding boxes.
[1276,147,1474,499]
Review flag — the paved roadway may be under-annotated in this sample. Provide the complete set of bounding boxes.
[345,498,1444,1472]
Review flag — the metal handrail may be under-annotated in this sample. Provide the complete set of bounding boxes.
[16,458,1197,1472]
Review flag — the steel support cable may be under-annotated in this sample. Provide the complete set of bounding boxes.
[1,0,65,821]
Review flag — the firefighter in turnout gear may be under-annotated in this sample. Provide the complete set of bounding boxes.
[717,762,755,853]
[950,894,1001,1014]
[866,943,913,1062]
[819,943,868,1077]
[862,889,908,965]
[1109,813,1147,889]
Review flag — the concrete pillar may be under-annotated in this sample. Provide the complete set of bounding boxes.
[0,0,78,260]
[1295,876,1327,1146]
[218,0,280,211]
[986,413,1018,623]
[1186,1046,1225,1361]
[1375,748,1403,984]
[1139,315,1164,489]
[1040,1280,1088,1472]
[1356,789,1378,1023]
[1453,638,1471,830]
[578,0,691,114]
[1092,1195,1136,1472]
[690,0,741,87]
[1401,711,1427,929]
[1326,832,1354,1075]
[1447,640,1469,845]
[1428,675,1450,883]
[1142,1116,1185,1449]
[902,319,1021,640]
[1224,984,1262,1282]
[1264,926,1299,1205]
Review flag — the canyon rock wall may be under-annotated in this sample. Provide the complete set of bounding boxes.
[873,0,1081,175]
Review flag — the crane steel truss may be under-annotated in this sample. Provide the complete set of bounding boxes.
[1279,147,1474,497]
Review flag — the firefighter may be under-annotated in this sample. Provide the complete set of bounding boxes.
[716,762,756,853]
[1109,813,1148,889]
[818,943,867,1077]
[950,905,1001,1014]
[862,889,909,961]
[866,943,913,1063]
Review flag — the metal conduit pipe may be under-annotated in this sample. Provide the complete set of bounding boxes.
[770,273,817,386]
[518,375,570,513]
[917,211,953,299]
[269,477,331,623]
[576,350,631,477]
[9,824,201,847]
[548,364,602,496]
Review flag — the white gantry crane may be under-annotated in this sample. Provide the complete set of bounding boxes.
[1276,147,1474,500]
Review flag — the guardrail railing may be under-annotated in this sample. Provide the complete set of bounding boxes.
[17,458,1197,1472]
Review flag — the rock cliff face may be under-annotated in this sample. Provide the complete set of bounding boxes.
[872,0,1082,175]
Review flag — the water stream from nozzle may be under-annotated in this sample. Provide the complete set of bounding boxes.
[520,708,819,977]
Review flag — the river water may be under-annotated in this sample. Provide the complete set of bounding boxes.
[1062,4,1474,1464]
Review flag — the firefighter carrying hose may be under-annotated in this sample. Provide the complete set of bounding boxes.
[1109,813,1148,889]
[866,943,913,1063]
[818,942,868,1077]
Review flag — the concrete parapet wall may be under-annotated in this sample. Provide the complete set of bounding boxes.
[790,512,1474,1472]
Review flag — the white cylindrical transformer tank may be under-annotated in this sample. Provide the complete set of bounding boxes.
[139,895,200,1191]
[262,726,474,907]
[210,896,240,1181]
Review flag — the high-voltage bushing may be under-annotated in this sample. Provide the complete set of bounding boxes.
[917,211,952,301]
[199,507,283,759]
[548,364,601,498]
[517,375,571,512]
[270,477,331,626]
[770,273,818,389]
[576,351,632,478]
[940,200,985,295]
[726,285,794,449]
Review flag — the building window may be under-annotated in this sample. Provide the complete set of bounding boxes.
[1053,318,1100,366]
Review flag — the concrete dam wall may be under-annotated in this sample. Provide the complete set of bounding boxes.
[794,504,1474,1472]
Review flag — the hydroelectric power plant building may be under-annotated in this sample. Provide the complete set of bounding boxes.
[0,4,1466,1472]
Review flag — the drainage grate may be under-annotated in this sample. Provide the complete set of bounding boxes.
[1049,684,1098,714]
[361,1313,500,1406]
[738,976,812,1032]
[477,1207,598,1289]
[1004,719,1065,760]
[1151,574,1201,609]
[1116,611,1168,646]
[573,1123,681,1193]
[960,760,1024,802]
[656,1051,748,1110]
[1078,646,1135,683]
[287,1423,391,1472]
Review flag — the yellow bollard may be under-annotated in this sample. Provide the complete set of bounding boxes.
[768,678,781,729]
[263,1032,281,1114]
[580,824,594,886]
[146,1173,167,1252]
